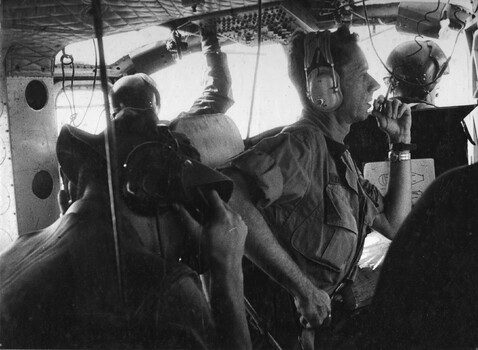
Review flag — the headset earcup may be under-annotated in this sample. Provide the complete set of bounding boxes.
[308,67,343,112]
[122,144,178,216]
[122,163,162,216]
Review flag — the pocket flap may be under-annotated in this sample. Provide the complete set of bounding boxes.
[325,184,359,234]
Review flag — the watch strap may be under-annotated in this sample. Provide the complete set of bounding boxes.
[389,142,417,152]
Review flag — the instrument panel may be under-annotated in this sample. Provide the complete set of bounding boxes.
[216,5,297,45]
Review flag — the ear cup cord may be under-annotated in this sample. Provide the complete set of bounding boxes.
[304,31,343,110]
[362,0,460,91]
[322,31,339,92]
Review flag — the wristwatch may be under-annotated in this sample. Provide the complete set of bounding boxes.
[388,150,411,162]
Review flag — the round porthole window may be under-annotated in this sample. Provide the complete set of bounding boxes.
[25,80,48,110]
[32,170,53,199]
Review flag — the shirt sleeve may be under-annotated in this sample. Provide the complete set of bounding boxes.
[185,52,234,116]
[359,174,385,226]
[232,131,314,208]
[360,176,385,212]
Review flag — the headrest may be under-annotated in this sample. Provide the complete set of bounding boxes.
[170,113,244,168]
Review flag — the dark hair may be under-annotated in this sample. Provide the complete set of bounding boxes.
[288,26,359,105]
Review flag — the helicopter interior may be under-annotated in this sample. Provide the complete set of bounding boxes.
[1,0,478,252]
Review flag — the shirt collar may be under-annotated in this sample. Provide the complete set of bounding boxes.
[298,106,349,158]
[301,104,349,143]
[325,136,349,159]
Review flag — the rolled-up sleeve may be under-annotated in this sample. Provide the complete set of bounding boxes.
[231,132,313,208]
[360,176,385,226]
[360,177,385,212]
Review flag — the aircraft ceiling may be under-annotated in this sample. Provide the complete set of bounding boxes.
[1,0,475,76]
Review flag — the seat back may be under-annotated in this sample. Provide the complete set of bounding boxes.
[170,113,244,168]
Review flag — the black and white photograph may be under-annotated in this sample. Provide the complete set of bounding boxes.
[0,1,477,349]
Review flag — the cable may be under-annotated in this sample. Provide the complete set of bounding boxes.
[94,108,106,134]
[453,9,466,28]
[350,10,366,21]
[408,0,441,65]
[60,50,78,125]
[244,297,283,350]
[338,0,370,10]
[362,0,461,91]
[61,87,75,125]
[245,0,263,142]
[408,39,425,59]
[359,26,395,42]
[414,0,441,42]
[75,39,99,128]
[362,0,391,75]
[92,0,125,305]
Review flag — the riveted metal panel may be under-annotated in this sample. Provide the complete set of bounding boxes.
[0,2,19,252]
[0,82,18,251]
[7,76,60,235]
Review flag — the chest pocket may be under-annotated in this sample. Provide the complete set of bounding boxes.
[325,183,359,233]
[319,183,359,272]
[291,182,359,279]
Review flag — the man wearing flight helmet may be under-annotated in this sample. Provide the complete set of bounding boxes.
[385,40,449,109]
[223,25,412,348]
[345,39,449,173]
[59,22,233,213]
[110,72,162,116]
[110,20,232,118]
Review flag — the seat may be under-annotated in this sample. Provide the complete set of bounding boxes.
[170,113,244,168]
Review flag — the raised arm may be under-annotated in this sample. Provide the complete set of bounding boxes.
[185,22,234,116]
[177,190,251,350]
[371,97,413,239]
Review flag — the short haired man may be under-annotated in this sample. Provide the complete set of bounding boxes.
[385,40,449,109]
[0,107,251,349]
[223,26,412,348]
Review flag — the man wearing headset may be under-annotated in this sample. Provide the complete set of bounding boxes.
[223,26,412,348]
[385,40,449,110]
